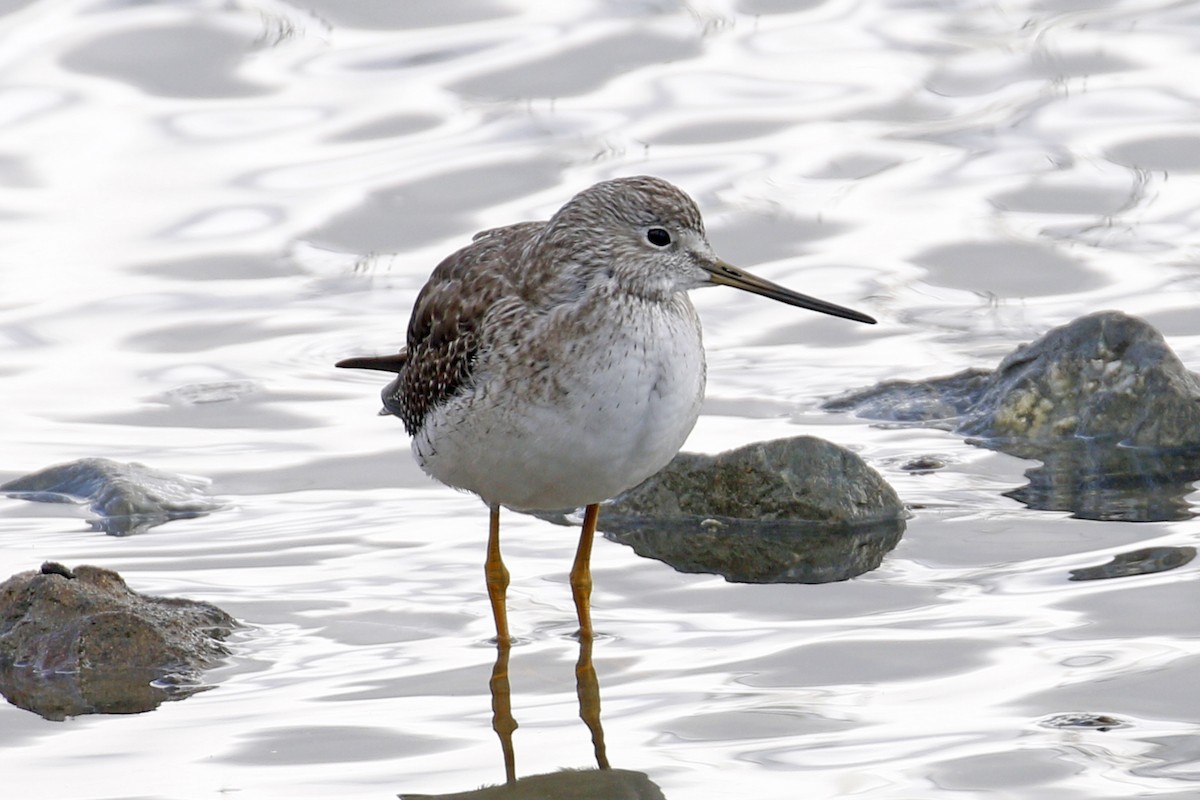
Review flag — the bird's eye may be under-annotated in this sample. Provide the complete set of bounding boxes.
[646,228,671,247]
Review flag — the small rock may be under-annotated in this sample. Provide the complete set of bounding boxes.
[1069,546,1196,581]
[826,311,1200,447]
[598,436,906,584]
[824,369,991,427]
[1039,712,1128,732]
[401,768,664,800]
[607,436,904,524]
[824,311,1200,521]
[959,311,1200,447]
[900,456,947,473]
[0,565,236,720]
[39,562,75,579]
[1,458,221,535]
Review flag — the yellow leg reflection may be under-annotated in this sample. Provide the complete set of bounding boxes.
[489,637,518,784]
[575,627,610,770]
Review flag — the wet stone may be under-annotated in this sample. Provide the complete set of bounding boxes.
[1,457,221,535]
[825,368,992,428]
[900,456,947,473]
[401,768,665,799]
[959,312,1200,448]
[826,311,1200,447]
[596,436,906,584]
[0,564,236,720]
[1039,712,1129,732]
[39,561,75,579]
[824,311,1200,521]
[607,436,903,524]
[1069,546,1197,581]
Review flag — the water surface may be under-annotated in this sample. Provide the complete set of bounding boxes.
[2,1,1199,798]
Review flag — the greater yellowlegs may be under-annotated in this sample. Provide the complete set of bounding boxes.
[337,176,875,644]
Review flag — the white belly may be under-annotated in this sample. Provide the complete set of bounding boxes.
[412,298,705,510]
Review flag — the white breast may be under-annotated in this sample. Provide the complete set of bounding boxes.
[412,295,705,510]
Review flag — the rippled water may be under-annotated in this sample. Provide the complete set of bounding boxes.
[3,1,1199,797]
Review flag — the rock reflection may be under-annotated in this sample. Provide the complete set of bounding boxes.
[1001,440,1200,523]
[0,663,197,722]
[406,630,662,799]
[602,516,905,584]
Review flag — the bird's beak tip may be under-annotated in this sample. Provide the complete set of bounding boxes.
[705,260,876,325]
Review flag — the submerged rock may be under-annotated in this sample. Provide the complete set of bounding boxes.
[824,368,992,428]
[598,436,906,584]
[824,311,1200,521]
[0,563,236,720]
[401,768,664,800]
[1,458,220,535]
[1068,546,1196,581]
[1039,712,1129,732]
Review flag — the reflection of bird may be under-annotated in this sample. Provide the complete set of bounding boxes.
[337,176,875,643]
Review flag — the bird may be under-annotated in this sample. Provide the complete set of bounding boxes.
[336,175,875,645]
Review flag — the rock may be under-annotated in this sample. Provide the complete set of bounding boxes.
[958,311,1200,448]
[825,311,1200,447]
[823,368,992,427]
[0,564,236,720]
[824,311,1200,521]
[597,436,906,584]
[1068,546,1196,581]
[1,458,221,535]
[401,768,664,800]
[606,436,903,524]
[900,456,947,473]
[1039,713,1129,732]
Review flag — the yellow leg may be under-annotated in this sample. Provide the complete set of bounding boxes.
[485,503,511,645]
[570,503,600,640]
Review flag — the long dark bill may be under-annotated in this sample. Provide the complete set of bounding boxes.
[335,352,407,373]
[707,260,876,325]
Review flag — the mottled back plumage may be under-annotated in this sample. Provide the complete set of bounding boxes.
[384,221,541,433]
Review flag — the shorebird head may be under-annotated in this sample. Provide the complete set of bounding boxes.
[543,176,875,325]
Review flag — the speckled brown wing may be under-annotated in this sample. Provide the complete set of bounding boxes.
[337,222,544,435]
